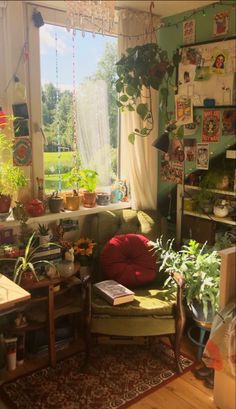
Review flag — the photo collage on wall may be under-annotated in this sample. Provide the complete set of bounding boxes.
[178,37,236,107]
[12,102,32,166]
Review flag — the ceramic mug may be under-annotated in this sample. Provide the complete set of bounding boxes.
[110,189,123,204]
[96,193,110,206]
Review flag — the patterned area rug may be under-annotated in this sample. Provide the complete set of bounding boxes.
[1,341,194,409]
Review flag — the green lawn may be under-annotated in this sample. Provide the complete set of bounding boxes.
[44,151,75,192]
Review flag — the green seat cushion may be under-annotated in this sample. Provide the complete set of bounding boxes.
[92,286,176,317]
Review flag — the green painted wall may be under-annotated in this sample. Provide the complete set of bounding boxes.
[157,2,236,210]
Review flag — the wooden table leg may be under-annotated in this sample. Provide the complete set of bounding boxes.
[48,284,56,367]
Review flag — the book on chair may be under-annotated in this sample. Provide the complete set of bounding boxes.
[93,280,135,306]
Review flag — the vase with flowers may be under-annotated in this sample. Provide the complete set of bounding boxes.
[73,238,96,277]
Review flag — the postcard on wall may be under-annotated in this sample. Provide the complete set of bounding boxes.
[160,161,183,184]
[175,95,193,125]
[183,19,195,45]
[13,137,32,166]
[184,138,197,162]
[202,110,220,142]
[184,114,201,136]
[196,143,209,170]
[222,109,236,136]
[213,11,229,36]
[211,47,229,75]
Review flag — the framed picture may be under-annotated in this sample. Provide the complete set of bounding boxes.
[13,138,32,166]
[12,103,29,119]
[213,11,229,36]
[13,119,29,137]
[196,143,209,170]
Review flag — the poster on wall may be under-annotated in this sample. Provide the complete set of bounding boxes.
[222,109,236,135]
[213,11,229,36]
[202,110,220,142]
[13,138,32,166]
[184,114,201,136]
[178,37,236,106]
[184,138,197,162]
[183,19,195,45]
[175,95,193,125]
[196,143,209,170]
[160,161,183,184]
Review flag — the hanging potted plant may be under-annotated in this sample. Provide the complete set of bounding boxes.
[116,43,180,143]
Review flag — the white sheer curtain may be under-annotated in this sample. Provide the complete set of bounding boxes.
[118,9,159,210]
[76,79,112,186]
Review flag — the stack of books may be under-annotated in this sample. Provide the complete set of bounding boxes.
[32,244,62,262]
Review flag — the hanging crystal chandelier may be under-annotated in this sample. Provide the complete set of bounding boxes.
[65,0,116,33]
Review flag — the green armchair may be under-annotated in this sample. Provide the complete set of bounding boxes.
[82,209,186,373]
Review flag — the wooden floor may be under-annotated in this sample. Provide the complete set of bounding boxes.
[0,336,217,409]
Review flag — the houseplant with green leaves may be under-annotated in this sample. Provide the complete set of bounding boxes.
[0,232,60,286]
[79,169,98,208]
[116,43,180,143]
[150,238,221,322]
[0,115,27,215]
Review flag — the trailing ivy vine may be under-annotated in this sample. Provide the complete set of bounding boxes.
[115,43,180,143]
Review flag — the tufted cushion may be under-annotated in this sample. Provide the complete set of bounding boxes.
[100,234,156,288]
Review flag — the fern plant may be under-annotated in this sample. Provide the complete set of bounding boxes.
[150,238,221,320]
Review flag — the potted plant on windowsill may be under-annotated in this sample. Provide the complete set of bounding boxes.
[63,166,81,211]
[79,169,98,208]
[150,238,221,324]
[48,191,64,213]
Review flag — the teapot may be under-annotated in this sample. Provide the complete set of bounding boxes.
[26,199,45,217]
[213,199,229,218]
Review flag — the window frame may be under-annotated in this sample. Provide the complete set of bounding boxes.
[26,3,119,196]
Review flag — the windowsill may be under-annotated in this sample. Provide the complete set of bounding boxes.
[0,201,131,227]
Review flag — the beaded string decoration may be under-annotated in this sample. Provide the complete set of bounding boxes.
[72,29,79,168]
[55,31,62,191]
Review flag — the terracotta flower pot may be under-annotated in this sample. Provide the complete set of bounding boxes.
[0,194,11,213]
[83,191,97,208]
[20,271,37,288]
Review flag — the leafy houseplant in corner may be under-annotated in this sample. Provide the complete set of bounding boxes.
[116,43,180,143]
[79,169,98,208]
[150,238,221,324]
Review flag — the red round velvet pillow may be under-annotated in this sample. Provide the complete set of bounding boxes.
[100,234,156,288]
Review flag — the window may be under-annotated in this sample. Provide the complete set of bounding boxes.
[28,5,118,194]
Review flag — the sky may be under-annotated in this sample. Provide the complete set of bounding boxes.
[40,24,117,90]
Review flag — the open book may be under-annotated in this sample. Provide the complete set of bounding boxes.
[93,280,135,306]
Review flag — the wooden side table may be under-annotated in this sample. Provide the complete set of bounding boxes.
[2,270,91,368]
[24,273,91,367]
